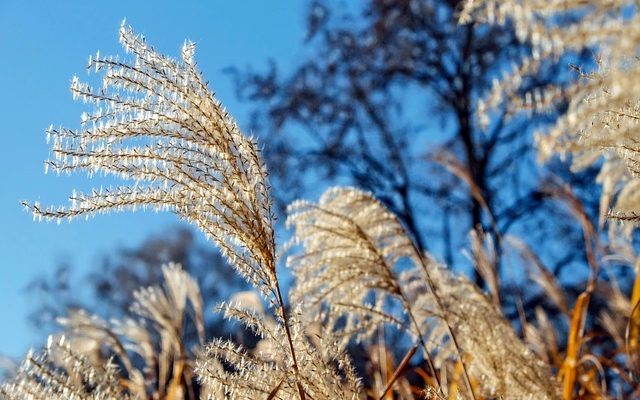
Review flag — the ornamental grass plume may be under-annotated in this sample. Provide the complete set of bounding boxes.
[1,263,209,400]
[0,337,128,400]
[27,22,277,298]
[196,302,361,399]
[286,187,559,399]
[460,0,640,234]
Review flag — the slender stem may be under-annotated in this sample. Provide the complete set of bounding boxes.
[351,221,443,393]
[414,248,477,400]
[274,280,307,400]
[400,294,443,391]
[378,345,418,400]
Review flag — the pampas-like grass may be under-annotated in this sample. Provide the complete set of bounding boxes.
[286,186,559,399]
[460,0,640,236]
[0,337,128,400]
[0,263,208,400]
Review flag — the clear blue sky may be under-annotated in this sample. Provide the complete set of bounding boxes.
[0,0,305,358]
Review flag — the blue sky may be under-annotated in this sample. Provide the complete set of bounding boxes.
[0,1,305,358]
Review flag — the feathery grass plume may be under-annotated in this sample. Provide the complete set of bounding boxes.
[54,263,207,400]
[286,187,447,395]
[1,264,216,400]
[523,306,561,366]
[25,21,277,299]
[197,294,360,400]
[467,228,499,305]
[287,186,559,399]
[507,235,569,315]
[286,187,419,343]
[0,337,128,400]
[411,260,560,399]
[196,302,361,400]
[460,1,640,233]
